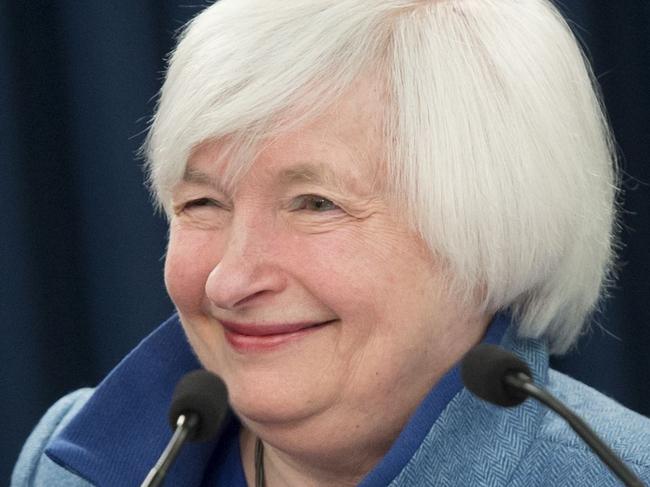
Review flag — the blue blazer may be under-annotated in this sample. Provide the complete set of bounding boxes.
[12,316,650,486]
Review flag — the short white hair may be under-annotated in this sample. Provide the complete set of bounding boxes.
[144,0,618,354]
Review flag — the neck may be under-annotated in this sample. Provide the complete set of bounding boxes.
[240,426,377,487]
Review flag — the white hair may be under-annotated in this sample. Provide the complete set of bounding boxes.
[144,0,618,354]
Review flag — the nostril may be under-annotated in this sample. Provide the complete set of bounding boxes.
[232,290,268,308]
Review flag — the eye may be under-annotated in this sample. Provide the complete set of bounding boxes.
[179,198,225,212]
[292,195,341,212]
[186,198,217,207]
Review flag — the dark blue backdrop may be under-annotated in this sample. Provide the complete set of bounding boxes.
[2,1,648,482]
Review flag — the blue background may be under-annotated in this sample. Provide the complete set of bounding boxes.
[1,1,648,482]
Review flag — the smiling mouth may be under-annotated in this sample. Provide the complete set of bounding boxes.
[220,320,334,352]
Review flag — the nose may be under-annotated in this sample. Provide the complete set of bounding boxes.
[204,213,287,310]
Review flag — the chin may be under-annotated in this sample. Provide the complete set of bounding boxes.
[227,380,323,427]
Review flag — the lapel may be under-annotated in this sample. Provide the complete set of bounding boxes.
[389,326,549,486]
[44,314,224,487]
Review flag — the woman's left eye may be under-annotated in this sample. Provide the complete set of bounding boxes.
[292,195,341,212]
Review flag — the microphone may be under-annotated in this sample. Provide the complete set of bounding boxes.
[141,370,230,487]
[461,344,645,487]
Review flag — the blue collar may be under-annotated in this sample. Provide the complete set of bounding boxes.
[46,314,212,486]
[46,313,509,486]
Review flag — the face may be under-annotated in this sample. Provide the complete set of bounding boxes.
[165,81,486,455]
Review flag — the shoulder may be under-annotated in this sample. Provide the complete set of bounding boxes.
[543,370,650,464]
[12,389,95,487]
[512,369,650,485]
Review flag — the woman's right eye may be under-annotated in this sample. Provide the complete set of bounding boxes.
[183,198,221,209]
[173,198,229,217]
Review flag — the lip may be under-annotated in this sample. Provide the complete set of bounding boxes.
[220,320,332,352]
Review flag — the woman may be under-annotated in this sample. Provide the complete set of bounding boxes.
[13,0,650,485]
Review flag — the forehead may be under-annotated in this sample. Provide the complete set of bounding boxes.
[184,77,387,194]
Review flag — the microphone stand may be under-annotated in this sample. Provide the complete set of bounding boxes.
[505,373,645,487]
[141,413,199,487]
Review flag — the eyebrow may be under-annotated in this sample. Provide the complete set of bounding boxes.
[276,163,354,194]
[181,168,229,194]
[183,168,215,185]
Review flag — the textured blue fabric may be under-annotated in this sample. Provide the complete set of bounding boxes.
[387,327,650,486]
[43,314,210,487]
[12,315,650,486]
[11,389,94,487]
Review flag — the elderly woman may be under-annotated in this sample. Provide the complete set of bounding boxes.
[13,0,650,486]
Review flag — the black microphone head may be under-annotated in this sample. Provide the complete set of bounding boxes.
[169,370,230,442]
[461,344,532,407]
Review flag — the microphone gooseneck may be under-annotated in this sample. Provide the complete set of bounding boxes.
[461,344,645,487]
[141,370,230,487]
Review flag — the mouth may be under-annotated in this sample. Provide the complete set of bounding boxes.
[220,320,335,352]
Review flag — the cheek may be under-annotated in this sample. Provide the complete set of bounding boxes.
[165,227,221,314]
[301,229,406,309]
[301,227,446,341]
[290,231,378,304]
[288,229,403,345]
